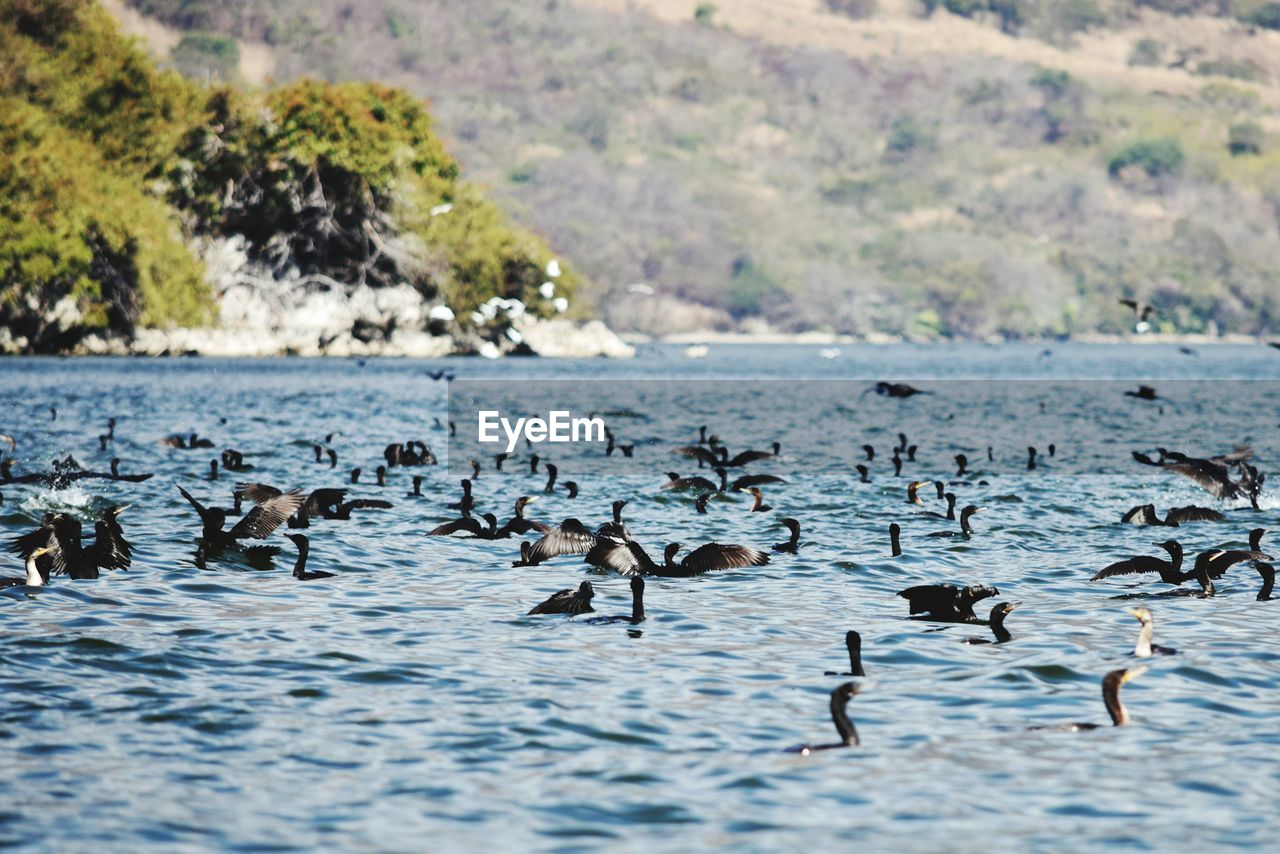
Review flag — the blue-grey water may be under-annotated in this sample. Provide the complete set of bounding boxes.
[2,343,1279,851]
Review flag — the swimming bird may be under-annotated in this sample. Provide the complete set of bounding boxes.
[1030,668,1146,731]
[927,505,982,537]
[584,577,646,625]
[1162,455,1262,503]
[178,484,303,549]
[1,546,51,588]
[526,518,599,563]
[209,460,219,481]
[1192,544,1272,580]
[564,481,579,498]
[221,449,253,472]
[954,454,968,477]
[1120,504,1226,526]
[855,464,870,484]
[496,497,551,538]
[694,492,713,514]
[529,453,540,474]
[676,444,723,468]
[1125,385,1159,401]
[528,581,595,616]
[873,381,929,398]
[9,507,133,581]
[862,444,874,461]
[1255,562,1275,601]
[446,479,474,512]
[898,583,999,622]
[108,458,153,482]
[543,463,558,494]
[906,480,929,505]
[785,683,860,754]
[746,487,771,512]
[662,471,718,493]
[408,475,423,497]
[351,468,361,484]
[963,602,1017,644]
[587,540,769,578]
[727,472,786,491]
[889,523,901,557]
[1027,447,1037,470]
[494,453,508,471]
[375,465,387,487]
[824,631,864,676]
[1129,607,1176,657]
[428,512,499,538]
[773,518,800,553]
[921,493,957,521]
[327,449,337,468]
[1091,540,1186,586]
[286,534,335,581]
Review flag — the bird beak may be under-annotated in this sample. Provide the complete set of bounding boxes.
[116,504,131,514]
[1006,602,1020,612]
[1122,667,1149,683]
[1127,608,1144,620]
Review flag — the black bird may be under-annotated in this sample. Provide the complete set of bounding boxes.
[728,472,786,491]
[496,497,551,538]
[286,534,335,581]
[784,683,861,754]
[694,492,713,514]
[889,523,901,557]
[1128,607,1176,657]
[855,464,870,484]
[221,449,253,472]
[178,484,303,549]
[954,454,968,476]
[526,518,599,563]
[584,576,646,625]
[927,505,982,538]
[587,540,769,578]
[1255,562,1275,601]
[1125,385,1159,401]
[773,518,800,553]
[824,631,864,676]
[375,465,387,487]
[1121,504,1225,526]
[1163,455,1262,502]
[408,475,423,497]
[722,442,781,468]
[469,460,481,480]
[1030,668,1145,731]
[873,381,929,398]
[351,468,361,484]
[746,487,771,512]
[209,460,219,481]
[313,444,324,463]
[676,444,723,468]
[108,458,152,482]
[963,602,1017,644]
[1119,298,1155,326]
[529,453,540,474]
[428,512,499,538]
[662,471,718,493]
[1192,544,1272,580]
[1,546,50,588]
[528,581,595,616]
[9,507,133,581]
[861,444,874,461]
[446,479,474,512]
[324,498,394,521]
[543,463,558,494]
[898,583,999,622]
[1027,447,1037,470]
[564,481,579,498]
[494,452,508,471]
[921,493,957,521]
[1092,540,1186,586]
[327,449,337,469]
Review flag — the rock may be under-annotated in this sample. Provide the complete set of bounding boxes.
[515,318,635,358]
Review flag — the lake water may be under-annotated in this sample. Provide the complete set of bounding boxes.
[2,343,1279,850]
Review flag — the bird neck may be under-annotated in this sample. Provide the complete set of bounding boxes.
[846,638,864,677]
[1104,681,1129,726]
[718,469,728,491]
[890,527,901,557]
[24,554,44,586]
[1133,621,1153,657]
[1258,565,1275,601]
[292,542,309,577]
[991,613,1012,644]
[830,693,860,746]
[631,586,645,624]
[960,512,974,535]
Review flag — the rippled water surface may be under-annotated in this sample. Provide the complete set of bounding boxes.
[3,343,1279,851]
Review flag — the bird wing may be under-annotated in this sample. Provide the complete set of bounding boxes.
[528,520,598,563]
[1120,505,1158,525]
[177,485,213,524]
[675,445,719,466]
[725,450,771,467]
[678,543,770,575]
[585,538,648,576]
[8,526,66,576]
[1202,549,1272,577]
[1165,461,1234,498]
[528,588,583,615]
[1131,451,1162,466]
[731,474,786,490]
[427,517,482,536]
[236,482,283,505]
[897,584,957,615]
[1119,299,1138,311]
[339,499,394,512]
[228,490,305,540]
[1164,505,1226,524]
[93,520,132,570]
[1091,556,1177,581]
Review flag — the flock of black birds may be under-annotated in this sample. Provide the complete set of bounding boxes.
[2,376,1276,754]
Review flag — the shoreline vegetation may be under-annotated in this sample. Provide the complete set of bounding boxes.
[0,0,626,357]
[4,1,1279,356]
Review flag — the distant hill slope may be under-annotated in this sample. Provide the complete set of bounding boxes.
[124,0,1280,338]
[0,0,576,354]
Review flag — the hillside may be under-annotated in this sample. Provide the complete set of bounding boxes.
[0,0,581,355]
[120,0,1280,339]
